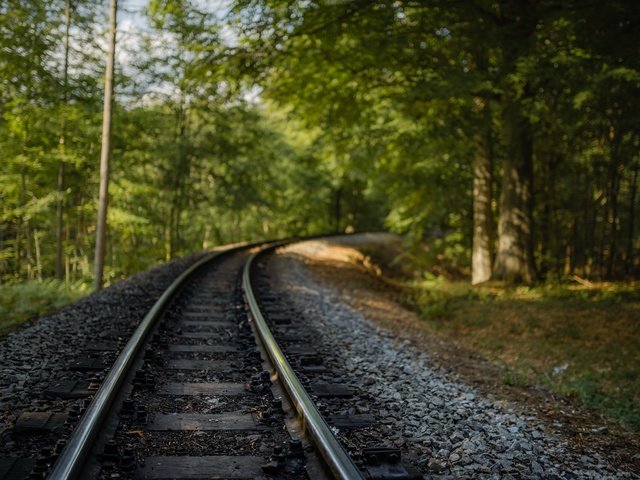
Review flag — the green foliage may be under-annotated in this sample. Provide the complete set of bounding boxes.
[0,0,344,288]
[0,0,102,283]
[231,0,640,281]
[1,0,639,301]
[0,280,88,334]
[411,275,483,321]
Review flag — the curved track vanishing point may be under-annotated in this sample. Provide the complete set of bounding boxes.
[43,240,364,480]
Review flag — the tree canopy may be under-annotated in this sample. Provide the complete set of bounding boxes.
[0,0,638,285]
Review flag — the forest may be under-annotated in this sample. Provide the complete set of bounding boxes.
[1,0,639,287]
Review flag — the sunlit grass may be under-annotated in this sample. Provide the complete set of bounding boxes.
[409,278,640,429]
[0,280,89,335]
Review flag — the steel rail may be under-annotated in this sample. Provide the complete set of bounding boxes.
[242,246,365,480]
[48,248,232,480]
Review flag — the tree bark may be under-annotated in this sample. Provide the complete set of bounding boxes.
[471,124,493,284]
[492,100,537,283]
[34,230,42,281]
[165,91,190,259]
[93,0,117,290]
[491,0,538,284]
[55,161,65,279]
[606,127,621,278]
[626,159,638,274]
[334,185,342,233]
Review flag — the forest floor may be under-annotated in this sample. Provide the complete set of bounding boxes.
[0,280,87,334]
[296,233,640,473]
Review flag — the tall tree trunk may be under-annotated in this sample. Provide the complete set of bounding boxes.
[598,188,608,277]
[18,23,36,280]
[174,124,191,255]
[65,221,70,282]
[167,94,190,258]
[626,159,638,274]
[93,0,117,290]
[606,127,621,278]
[492,100,537,283]
[16,168,26,278]
[492,1,538,284]
[34,230,42,281]
[471,118,493,284]
[564,219,575,275]
[164,220,171,261]
[334,185,342,233]
[538,154,551,274]
[56,161,65,279]
[586,183,598,277]
[606,166,620,277]
[56,0,72,280]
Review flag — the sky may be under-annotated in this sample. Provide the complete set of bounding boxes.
[92,0,245,105]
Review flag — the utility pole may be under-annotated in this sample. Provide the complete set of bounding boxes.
[93,0,117,290]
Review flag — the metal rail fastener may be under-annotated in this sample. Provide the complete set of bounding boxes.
[243,248,365,480]
[48,250,226,480]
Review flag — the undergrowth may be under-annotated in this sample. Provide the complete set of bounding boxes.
[0,280,89,334]
[408,276,640,430]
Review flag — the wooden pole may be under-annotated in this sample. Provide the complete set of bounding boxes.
[93,0,117,290]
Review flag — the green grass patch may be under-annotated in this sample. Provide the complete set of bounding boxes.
[408,277,640,430]
[0,280,89,335]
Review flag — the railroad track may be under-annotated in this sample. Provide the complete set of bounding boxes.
[1,240,415,479]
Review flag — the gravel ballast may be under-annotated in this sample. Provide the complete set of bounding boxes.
[2,234,637,479]
[0,252,207,458]
[268,235,638,479]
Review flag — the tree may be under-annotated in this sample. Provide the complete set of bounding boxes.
[229,0,640,283]
[93,0,117,290]
[55,0,72,280]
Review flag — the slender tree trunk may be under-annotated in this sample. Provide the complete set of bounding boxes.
[607,167,620,277]
[598,190,607,277]
[65,222,70,282]
[16,22,36,280]
[167,96,190,258]
[174,117,191,255]
[56,161,65,279]
[626,160,638,274]
[578,171,590,274]
[586,185,598,277]
[75,194,85,280]
[492,99,537,283]
[164,220,171,261]
[334,186,342,233]
[34,230,42,281]
[16,168,26,278]
[203,225,211,250]
[56,0,72,280]
[93,0,117,290]
[18,168,35,280]
[170,205,177,258]
[564,220,575,275]
[540,152,558,274]
[471,120,493,284]
[606,128,621,278]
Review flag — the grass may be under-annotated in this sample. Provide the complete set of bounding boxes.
[408,277,640,429]
[0,280,89,334]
